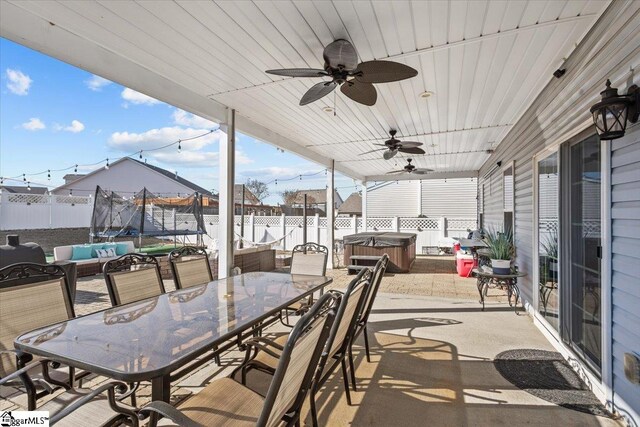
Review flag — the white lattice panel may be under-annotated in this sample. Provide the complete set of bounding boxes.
[285,217,304,226]
[306,217,315,226]
[356,218,363,229]
[7,193,48,204]
[335,217,353,228]
[319,218,328,227]
[539,219,559,232]
[448,218,477,230]
[254,216,281,226]
[205,215,219,225]
[400,218,439,230]
[366,218,394,230]
[55,195,90,205]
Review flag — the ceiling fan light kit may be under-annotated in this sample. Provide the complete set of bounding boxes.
[386,158,433,175]
[266,39,418,107]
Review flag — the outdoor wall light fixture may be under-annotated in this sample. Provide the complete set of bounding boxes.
[590,79,639,140]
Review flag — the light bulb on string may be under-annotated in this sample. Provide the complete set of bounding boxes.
[275,179,278,186]
[69,189,73,196]
[105,159,110,170]
[178,140,182,152]
[299,175,302,180]
[175,171,178,179]
[0,177,3,185]
[139,151,143,159]
[23,174,26,183]
[74,165,78,173]
[27,182,31,191]
[47,170,51,181]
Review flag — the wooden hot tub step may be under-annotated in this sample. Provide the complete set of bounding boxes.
[350,255,383,261]
[347,264,368,274]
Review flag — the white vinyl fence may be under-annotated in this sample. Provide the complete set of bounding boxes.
[0,191,93,230]
[0,192,476,252]
[200,214,477,253]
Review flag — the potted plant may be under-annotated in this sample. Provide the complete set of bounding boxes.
[484,228,514,275]
[541,233,558,280]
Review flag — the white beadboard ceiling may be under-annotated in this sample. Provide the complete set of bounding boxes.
[0,0,609,181]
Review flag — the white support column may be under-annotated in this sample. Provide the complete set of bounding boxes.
[326,160,335,269]
[361,181,368,231]
[249,213,255,243]
[218,108,235,279]
[314,213,320,243]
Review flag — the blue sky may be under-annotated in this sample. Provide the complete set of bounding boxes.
[0,38,358,205]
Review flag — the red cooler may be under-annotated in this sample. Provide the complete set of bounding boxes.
[456,251,475,277]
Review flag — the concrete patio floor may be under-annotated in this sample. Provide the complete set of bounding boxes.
[1,257,621,426]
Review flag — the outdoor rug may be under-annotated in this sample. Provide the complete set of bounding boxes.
[494,349,614,418]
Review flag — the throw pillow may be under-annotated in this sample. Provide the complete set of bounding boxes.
[71,245,93,260]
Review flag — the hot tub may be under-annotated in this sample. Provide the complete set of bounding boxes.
[343,232,416,273]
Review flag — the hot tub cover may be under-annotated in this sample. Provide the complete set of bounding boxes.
[343,232,416,247]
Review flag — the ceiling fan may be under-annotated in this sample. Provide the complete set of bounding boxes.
[265,39,418,106]
[387,159,433,175]
[361,130,426,160]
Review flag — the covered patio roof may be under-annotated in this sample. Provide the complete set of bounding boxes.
[0,0,609,182]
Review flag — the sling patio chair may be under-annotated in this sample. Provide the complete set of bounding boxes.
[138,292,339,427]
[281,242,329,326]
[168,246,213,290]
[0,263,78,409]
[350,254,389,367]
[235,268,373,427]
[0,263,138,426]
[103,253,165,306]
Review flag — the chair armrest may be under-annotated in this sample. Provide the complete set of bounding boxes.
[0,359,44,386]
[139,401,201,427]
[243,337,284,358]
[50,381,134,425]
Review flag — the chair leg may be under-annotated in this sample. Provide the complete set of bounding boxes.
[363,325,371,363]
[340,359,352,406]
[348,348,357,391]
[241,364,249,385]
[309,389,319,427]
[128,382,137,407]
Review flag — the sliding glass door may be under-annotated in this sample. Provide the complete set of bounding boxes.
[562,134,602,372]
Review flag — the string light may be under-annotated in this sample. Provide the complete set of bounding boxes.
[74,165,78,173]
[47,170,51,181]
[23,174,26,183]
[178,140,182,151]
[105,158,110,170]
[27,181,31,191]
[0,177,3,185]
[139,151,143,159]
[69,189,73,196]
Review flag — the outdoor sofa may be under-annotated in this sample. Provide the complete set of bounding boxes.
[54,241,136,277]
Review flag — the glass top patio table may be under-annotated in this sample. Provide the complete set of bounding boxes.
[14,272,332,401]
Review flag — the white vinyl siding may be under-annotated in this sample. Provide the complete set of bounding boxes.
[610,124,640,421]
[366,181,419,217]
[420,178,477,218]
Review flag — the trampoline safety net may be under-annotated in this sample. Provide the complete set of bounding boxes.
[90,186,206,239]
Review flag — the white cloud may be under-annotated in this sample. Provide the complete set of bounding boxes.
[172,109,216,128]
[239,166,303,179]
[6,69,32,95]
[108,126,252,168]
[53,120,85,133]
[85,75,111,91]
[121,88,161,106]
[21,118,45,131]
[63,120,85,133]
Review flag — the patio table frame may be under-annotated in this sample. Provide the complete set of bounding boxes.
[14,272,332,403]
[473,269,527,313]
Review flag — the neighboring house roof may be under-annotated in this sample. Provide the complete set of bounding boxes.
[289,189,343,205]
[0,185,48,194]
[338,192,362,215]
[234,184,261,204]
[132,159,214,196]
[51,157,214,196]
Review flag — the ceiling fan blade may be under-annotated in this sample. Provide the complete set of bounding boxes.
[412,168,434,175]
[358,148,387,156]
[383,149,398,160]
[300,81,337,106]
[323,39,358,71]
[266,68,328,78]
[341,80,377,106]
[355,60,418,83]
[398,147,426,155]
[398,141,423,148]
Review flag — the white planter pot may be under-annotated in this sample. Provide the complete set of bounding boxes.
[491,259,511,275]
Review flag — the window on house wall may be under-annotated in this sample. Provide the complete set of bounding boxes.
[503,164,514,235]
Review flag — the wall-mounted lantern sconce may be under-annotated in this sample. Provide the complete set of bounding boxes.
[590,79,639,140]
